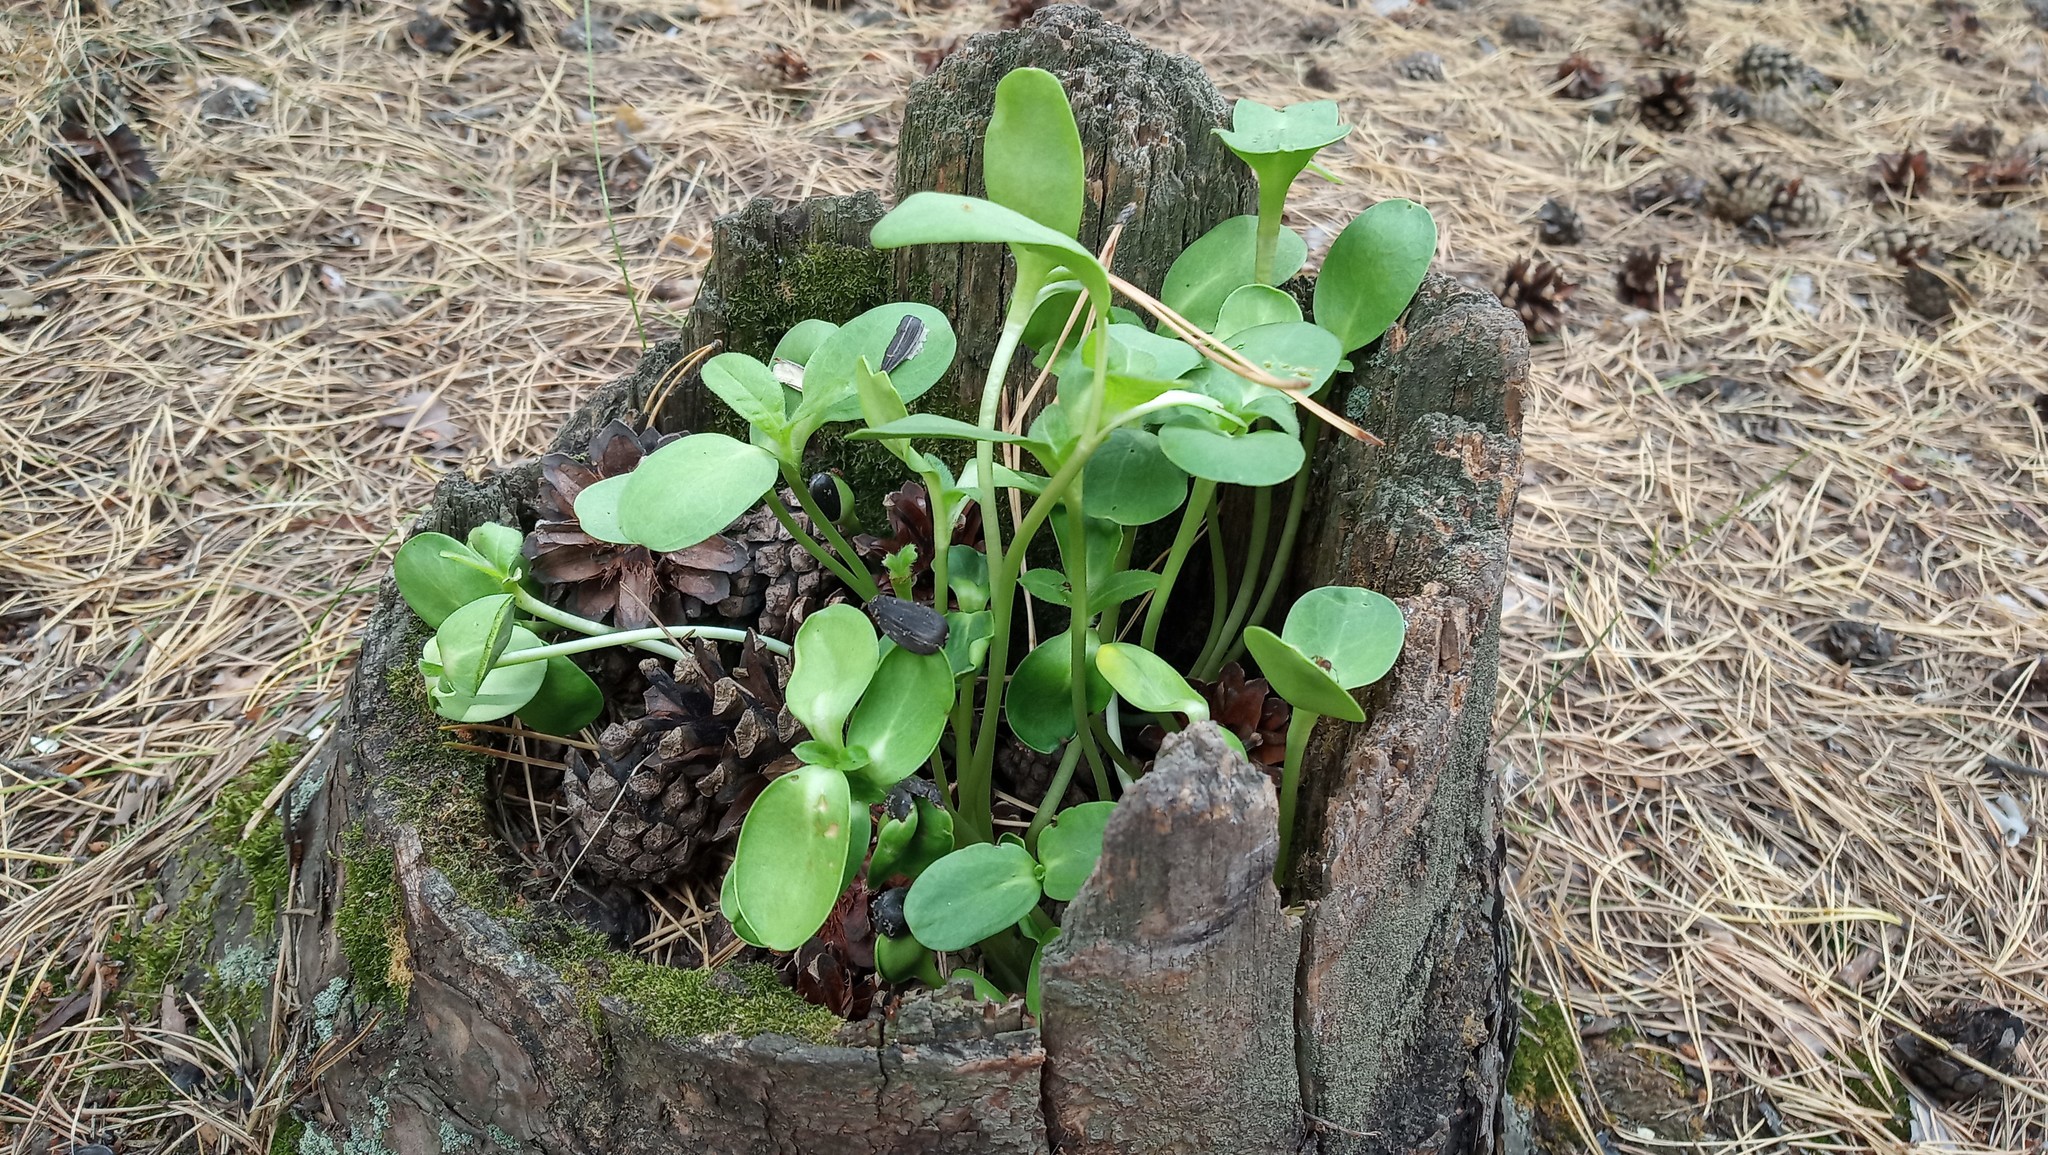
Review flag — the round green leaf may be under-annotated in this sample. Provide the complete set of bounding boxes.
[571,473,634,545]
[393,532,503,628]
[773,318,840,367]
[1095,643,1207,721]
[1156,425,1305,486]
[903,843,1043,951]
[1082,428,1189,526]
[435,593,517,696]
[701,352,791,434]
[802,303,958,420]
[465,523,527,582]
[874,932,935,983]
[731,765,856,951]
[840,796,874,894]
[1241,626,1365,723]
[950,969,1005,1004]
[985,67,1084,239]
[868,810,918,883]
[1216,284,1302,338]
[614,433,777,552]
[847,648,957,794]
[1230,322,1343,396]
[720,863,769,949]
[869,193,1110,309]
[1216,98,1350,158]
[1312,198,1438,355]
[1004,630,1113,753]
[1038,800,1116,902]
[515,656,603,735]
[942,609,993,678]
[785,604,880,747]
[1161,215,1309,332]
[1282,586,1406,690]
[421,627,548,723]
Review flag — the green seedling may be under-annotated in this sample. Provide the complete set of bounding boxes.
[386,65,1436,1015]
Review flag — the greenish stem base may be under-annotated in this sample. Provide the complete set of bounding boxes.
[1196,485,1272,680]
[1141,478,1216,651]
[1275,707,1318,888]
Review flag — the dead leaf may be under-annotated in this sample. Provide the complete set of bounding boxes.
[379,389,459,443]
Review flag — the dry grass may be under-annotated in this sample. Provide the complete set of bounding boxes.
[2,0,2044,1148]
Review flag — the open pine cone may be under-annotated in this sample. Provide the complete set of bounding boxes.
[1616,246,1685,311]
[1553,54,1612,102]
[563,641,803,884]
[1500,258,1578,338]
[49,117,156,210]
[1871,148,1934,201]
[856,480,984,601]
[1635,71,1697,132]
[525,420,757,632]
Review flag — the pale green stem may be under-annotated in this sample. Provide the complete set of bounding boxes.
[1196,485,1273,680]
[1228,420,1324,669]
[511,590,795,658]
[496,624,785,665]
[767,492,868,596]
[1274,707,1318,887]
[1198,501,1232,666]
[959,284,1041,846]
[1024,740,1085,852]
[1063,484,1109,802]
[783,464,879,600]
[1140,479,1216,651]
[1253,176,1290,286]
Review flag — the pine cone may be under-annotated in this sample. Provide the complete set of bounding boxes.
[783,883,879,1020]
[1627,171,1707,214]
[1631,2,1689,54]
[525,420,755,632]
[461,0,525,43]
[856,480,983,604]
[1867,224,1934,266]
[1553,54,1612,102]
[1536,198,1584,244]
[1500,258,1578,338]
[1707,84,1753,118]
[1871,148,1934,200]
[728,498,837,642]
[1501,13,1547,46]
[48,117,156,210]
[1970,210,2042,260]
[994,735,1062,807]
[1902,259,1961,321]
[1892,1005,2026,1104]
[1834,2,1879,42]
[1962,152,2043,206]
[1636,71,1697,132]
[1768,177,1832,230]
[562,641,803,884]
[1735,43,1805,91]
[1396,52,1445,82]
[1949,121,2002,157]
[1616,246,1684,310]
[1752,85,1822,132]
[1706,165,1780,225]
[405,10,458,53]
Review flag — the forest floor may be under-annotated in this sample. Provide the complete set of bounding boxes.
[3,0,2046,1149]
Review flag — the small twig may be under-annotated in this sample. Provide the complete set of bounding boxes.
[1984,754,2048,779]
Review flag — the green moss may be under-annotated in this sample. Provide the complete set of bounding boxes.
[1507,992,1576,1104]
[378,659,519,919]
[212,741,297,926]
[271,1114,307,1155]
[597,958,837,1044]
[1846,1048,1910,1140]
[336,832,403,1011]
[720,241,888,361]
[110,857,223,997]
[202,943,275,1026]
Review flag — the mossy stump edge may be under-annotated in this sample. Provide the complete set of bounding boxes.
[283,9,1528,1155]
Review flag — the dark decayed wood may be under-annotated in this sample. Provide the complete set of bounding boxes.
[277,10,1529,1154]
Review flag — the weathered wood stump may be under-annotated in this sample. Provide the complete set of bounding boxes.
[281,9,1528,1154]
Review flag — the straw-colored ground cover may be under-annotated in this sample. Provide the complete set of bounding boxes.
[2,0,2042,1149]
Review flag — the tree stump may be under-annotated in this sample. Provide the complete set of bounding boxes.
[277,9,1528,1154]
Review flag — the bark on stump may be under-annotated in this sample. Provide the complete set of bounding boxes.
[282,9,1528,1154]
